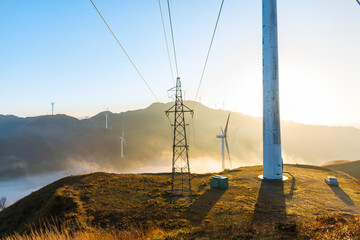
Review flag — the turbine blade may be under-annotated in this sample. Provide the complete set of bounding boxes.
[225,138,232,169]
[224,113,230,136]
[221,127,225,136]
[123,138,126,147]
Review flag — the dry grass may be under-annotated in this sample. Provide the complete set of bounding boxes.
[2,225,164,240]
[297,215,360,240]
[3,215,360,240]
[2,164,360,239]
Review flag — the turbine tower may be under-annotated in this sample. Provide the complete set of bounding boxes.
[165,77,193,196]
[262,0,283,180]
[120,131,126,158]
[105,108,109,129]
[51,102,55,116]
[216,113,232,171]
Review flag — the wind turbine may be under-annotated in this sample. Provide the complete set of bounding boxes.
[105,107,109,129]
[120,131,126,158]
[216,113,232,171]
[51,102,55,116]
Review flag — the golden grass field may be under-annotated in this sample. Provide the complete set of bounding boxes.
[1,164,360,239]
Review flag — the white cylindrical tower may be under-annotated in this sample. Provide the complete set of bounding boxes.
[262,0,283,180]
[222,138,225,171]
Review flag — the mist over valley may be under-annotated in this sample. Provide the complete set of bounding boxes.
[1,102,360,204]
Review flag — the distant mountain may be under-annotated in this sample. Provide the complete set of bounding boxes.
[1,101,360,180]
[323,160,360,179]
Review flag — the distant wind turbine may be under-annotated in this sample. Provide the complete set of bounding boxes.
[105,108,109,129]
[51,102,55,116]
[216,113,232,171]
[120,131,126,158]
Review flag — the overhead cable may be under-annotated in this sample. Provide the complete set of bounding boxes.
[166,0,180,78]
[193,0,225,108]
[90,0,159,102]
[158,0,175,85]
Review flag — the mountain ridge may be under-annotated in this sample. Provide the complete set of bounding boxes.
[1,101,360,180]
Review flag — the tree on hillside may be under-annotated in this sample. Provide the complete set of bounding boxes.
[0,196,6,210]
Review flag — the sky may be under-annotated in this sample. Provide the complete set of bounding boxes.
[0,0,359,127]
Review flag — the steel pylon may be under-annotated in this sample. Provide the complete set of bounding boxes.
[165,77,193,196]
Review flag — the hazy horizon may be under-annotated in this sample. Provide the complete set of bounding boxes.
[3,101,360,130]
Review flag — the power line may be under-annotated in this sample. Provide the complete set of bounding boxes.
[193,0,225,108]
[158,0,175,85]
[167,0,179,78]
[89,0,159,102]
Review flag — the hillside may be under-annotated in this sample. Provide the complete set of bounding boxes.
[1,164,360,239]
[2,102,360,180]
[322,160,351,166]
[323,160,360,179]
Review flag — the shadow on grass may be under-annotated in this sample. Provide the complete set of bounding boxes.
[188,188,226,224]
[252,180,287,223]
[288,176,296,198]
[328,185,354,206]
[284,172,296,199]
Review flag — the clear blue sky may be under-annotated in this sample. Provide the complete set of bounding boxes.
[0,0,359,127]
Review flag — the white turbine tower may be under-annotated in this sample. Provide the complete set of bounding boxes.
[261,0,359,180]
[120,131,126,158]
[262,0,283,180]
[105,108,109,129]
[216,113,232,171]
[51,102,55,116]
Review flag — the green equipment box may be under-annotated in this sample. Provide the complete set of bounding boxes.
[210,175,228,189]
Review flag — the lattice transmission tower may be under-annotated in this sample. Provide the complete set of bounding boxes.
[165,77,193,196]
